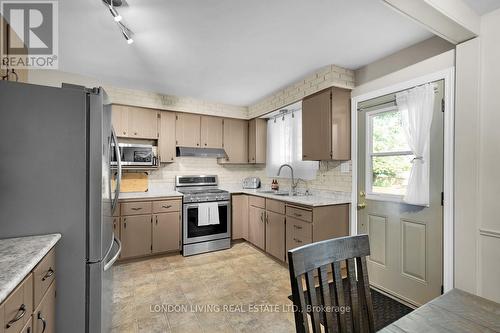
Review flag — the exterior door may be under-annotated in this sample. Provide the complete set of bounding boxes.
[357,80,444,306]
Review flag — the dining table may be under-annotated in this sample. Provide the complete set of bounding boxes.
[379,288,500,332]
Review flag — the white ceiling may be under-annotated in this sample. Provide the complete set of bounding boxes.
[462,0,500,15]
[59,0,433,106]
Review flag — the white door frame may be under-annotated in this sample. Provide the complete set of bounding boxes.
[350,67,455,293]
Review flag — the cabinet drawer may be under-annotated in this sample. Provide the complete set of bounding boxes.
[286,205,313,222]
[33,248,56,309]
[121,201,152,215]
[249,196,265,209]
[33,281,56,333]
[152,200,181,213]
[266,199,285,214]
[4,273,33,333]
[287,217,313,243]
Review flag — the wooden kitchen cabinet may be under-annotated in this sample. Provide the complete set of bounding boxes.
[4,274,33,333]
[265,211,285,261]
[248,118,267,164]
[128,107,158,139]
[232,194,248,240]
[302,87,351,161]
[158,111,176,163]
[111,105,130,137]
[120,215,152,259]
[286,216,313,257]
[248,205,266,250]
[33,281,56,333]
[221,118,248,164]
[176,113,201,147]
[111,105,158,139]
[152,212,181,253]
[20,317,33,333]
[201,116,223,148]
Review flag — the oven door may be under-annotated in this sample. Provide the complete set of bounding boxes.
[183,201,231,244]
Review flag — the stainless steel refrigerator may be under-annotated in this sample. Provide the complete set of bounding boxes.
[0,80,122,333]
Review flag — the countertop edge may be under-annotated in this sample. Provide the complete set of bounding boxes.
[225,189,352,207]
[0,233,61,304]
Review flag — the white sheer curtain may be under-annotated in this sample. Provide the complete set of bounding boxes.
[396,83,435,206]
[266,110,318,180]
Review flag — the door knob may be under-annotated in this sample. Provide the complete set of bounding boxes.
[357,202,366,209]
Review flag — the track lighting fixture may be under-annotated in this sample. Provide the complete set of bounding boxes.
[102,0,133,44]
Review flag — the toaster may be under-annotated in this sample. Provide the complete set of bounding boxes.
[242,177,261,189]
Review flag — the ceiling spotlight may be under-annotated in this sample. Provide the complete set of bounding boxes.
[109,6,122,22]
[120,24,134,44]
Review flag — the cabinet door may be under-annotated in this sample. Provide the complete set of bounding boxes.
[201,116,223,148]
[20,316,32,333]
[331,87,351,160]
[232,195,248,240]
[248,206,265,249]
[111,105,129,137]
[302,88,332,160]
[128,107,158,139]
[4,274,32,333]
[33,281,56,333]
[248,118,267,164]
[222,118,248,164]
[120,215,152,259]
[176,113,201,147]
[265,211,285,261]
[158,111,176,163]
[152,212,181,253]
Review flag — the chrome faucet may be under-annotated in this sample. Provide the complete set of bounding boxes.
[277,164,299,195]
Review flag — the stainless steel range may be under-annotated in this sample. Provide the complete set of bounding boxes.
[176,175,231,256]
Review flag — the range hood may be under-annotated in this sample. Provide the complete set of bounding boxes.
[176,147,227,158]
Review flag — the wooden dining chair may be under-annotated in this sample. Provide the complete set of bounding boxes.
[288,234,375,333]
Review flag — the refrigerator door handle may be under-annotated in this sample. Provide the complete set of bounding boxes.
[111,128,122,214]
[104,236,121,271]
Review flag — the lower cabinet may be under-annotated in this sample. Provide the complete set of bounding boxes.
[152,212,181,253]
[120,214,152,259]
[248,205,265,250]
[0,248,57,333]
[117,198,182,260]
[237,195,350,263]
[33,281,56,333]
[265,211,285,261]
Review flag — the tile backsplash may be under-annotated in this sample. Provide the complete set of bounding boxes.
[146,157,351,193]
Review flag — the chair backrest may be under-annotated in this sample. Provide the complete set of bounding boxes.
[288,234,375,333]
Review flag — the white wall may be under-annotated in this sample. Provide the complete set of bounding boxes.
[476,8,500,302]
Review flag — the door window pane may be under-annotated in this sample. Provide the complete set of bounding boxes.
[371,155,414,196]
[372,110,411,153]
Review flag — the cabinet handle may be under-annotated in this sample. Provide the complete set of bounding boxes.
[294,213,302,217]
[293,238,303,243]
[197,143,199,146]
[204,143,207,146]
[42,268,54,281]
[156,216,158,225]
[131,207,142,211]
[162,205,172,209]
[123,131,126,135]
[124,222,127,228]
[293,225,302,230]
[134,132,138,135]
[260,212,263,223]
[37,312,47,333]
[6,304,26,328]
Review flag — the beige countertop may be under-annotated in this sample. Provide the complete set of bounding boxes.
[118,190,183,200]
[221,185,351,207]
[117,186,351,207]
[0,233,61,304]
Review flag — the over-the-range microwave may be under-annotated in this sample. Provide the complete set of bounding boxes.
[111,143,158,167]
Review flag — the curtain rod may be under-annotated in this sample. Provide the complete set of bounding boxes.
[357,81,440,112]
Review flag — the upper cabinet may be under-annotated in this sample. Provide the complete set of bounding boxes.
[175,113,201,147]
[302,87,351,161]
[111,105,158,139]
[201,116,223,148]
[248,118,267,164]
[158,111,176,163]
[221,118,248,164]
